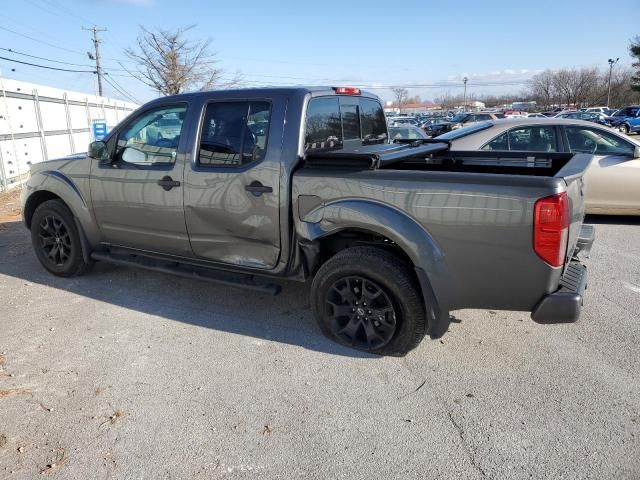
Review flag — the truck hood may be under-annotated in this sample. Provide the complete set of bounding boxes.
[30,152,89,174]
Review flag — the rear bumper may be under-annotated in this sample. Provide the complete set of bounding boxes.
[531,224,594,324]
[531,262,588,324]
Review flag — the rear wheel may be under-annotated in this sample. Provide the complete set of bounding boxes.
[30,199,92,277]
[311,247,427,356]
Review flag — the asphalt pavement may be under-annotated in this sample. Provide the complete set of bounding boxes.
[0,213,638,479]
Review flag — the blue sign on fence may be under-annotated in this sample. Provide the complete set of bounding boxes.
[92,119,107,141]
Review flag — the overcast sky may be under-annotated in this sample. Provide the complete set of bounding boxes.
[0,0,638,104]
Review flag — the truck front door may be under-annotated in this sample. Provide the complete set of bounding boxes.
[183,97,284,269]
[90,103,192,257]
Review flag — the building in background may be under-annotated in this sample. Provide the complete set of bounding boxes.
[0,77,138,191]
[511,101,537,111]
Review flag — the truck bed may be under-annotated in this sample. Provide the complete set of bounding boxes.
[293,149,591,314]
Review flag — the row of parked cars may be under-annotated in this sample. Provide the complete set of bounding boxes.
[388,105,640,138]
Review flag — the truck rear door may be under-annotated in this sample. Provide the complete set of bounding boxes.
[183,96,286,269]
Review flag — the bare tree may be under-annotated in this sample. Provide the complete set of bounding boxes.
[392,87,409,113]
[125,25,231,95]
[630,36,640,92]
[529,70,556,110]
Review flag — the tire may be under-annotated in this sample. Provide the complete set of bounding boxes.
[30,199,93,277]
[311,246,427,356]
[620,124,630,135]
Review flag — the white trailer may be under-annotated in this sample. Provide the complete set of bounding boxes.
[0,77,138,191]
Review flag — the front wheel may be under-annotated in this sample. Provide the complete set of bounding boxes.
[619,124,630,135]
[311,247,427,356]
[30,199,93,277]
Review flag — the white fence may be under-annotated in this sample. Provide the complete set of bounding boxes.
[0,77,139,191]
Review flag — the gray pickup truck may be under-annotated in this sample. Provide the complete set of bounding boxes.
[21,86,594,355]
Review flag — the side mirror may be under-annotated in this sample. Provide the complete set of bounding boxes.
[121,146,148,164]
[634,146,640,159]
[88,141,110,162]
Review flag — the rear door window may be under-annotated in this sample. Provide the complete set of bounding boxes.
[198,101,271,167]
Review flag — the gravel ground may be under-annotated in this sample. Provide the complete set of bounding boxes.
[0,209,638,479]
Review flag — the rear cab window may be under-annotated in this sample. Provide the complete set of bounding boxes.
[304,94,388,151]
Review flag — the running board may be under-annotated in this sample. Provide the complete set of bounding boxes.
[91,251,282,295]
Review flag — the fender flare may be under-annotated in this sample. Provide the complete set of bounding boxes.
[296,198,454,337]
[23,171,100,255]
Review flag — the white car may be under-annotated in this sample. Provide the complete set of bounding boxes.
[585,107,609,114]
[437,118,640,215]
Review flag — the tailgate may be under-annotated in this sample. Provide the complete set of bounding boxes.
[554,153,593,265]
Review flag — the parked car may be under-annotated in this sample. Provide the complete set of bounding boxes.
[554,111,611,126]
[438,118,640,215]
[21,87,594,355]
[584,107,609,114]
[388,125,429,141]
[609,106,640,127]
[616,109,640,135]
[527,113,548,118]
[424,112,503,136]
[388,116,418,126]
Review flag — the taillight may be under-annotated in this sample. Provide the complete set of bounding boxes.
[334,87,361,95]
[533,192,569,267]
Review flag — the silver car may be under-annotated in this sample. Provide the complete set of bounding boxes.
[438,118,640,215]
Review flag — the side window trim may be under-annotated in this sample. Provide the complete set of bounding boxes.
[111,102,188,169]
[194,99,273,170]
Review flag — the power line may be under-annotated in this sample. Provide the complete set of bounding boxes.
[103,73,137,103]
[0,47,94,68]
[0,25,85,55]
[0,25,134,67]
[0,55,96,73]
[39,0,93,24]
[0,50,531,90]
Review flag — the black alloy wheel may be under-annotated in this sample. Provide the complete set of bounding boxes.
[325,275,397,350]
[37,214,72,267]
[30,199,93,277]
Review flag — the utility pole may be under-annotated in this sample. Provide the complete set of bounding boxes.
[606,57,619,109]
[83,25,107,97]
[463,77,468,112]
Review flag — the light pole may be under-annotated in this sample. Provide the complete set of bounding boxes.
[606,57,619,109]
[463,77,468,112]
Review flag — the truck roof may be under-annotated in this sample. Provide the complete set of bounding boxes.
[144,86,381,106]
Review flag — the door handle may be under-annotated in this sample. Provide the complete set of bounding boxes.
[245,181,273,197]
[157,176,181,191]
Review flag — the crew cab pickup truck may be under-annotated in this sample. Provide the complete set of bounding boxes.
[21,86,595,355]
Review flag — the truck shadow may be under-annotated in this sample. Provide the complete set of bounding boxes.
[0,220,377,359]
[585,214,640,226]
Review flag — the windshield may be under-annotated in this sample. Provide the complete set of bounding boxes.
[436,121,493,140]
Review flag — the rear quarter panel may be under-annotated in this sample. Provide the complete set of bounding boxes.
[293,168,566,312]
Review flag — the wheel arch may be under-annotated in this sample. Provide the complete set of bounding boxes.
[23,190,63,229]
[295,198,454,337]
